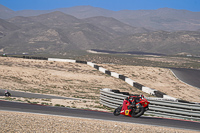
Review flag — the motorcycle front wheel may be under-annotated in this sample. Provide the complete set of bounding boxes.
[113,106,122,116]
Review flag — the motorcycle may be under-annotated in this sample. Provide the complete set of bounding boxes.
[113,95,150,118]
[5,90,11,97]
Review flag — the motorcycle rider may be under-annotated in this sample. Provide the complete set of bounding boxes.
[124,95,134,108]
[125,94,144,116]
[126,94,144,104]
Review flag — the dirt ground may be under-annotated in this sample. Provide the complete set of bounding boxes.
[0,111,199,133]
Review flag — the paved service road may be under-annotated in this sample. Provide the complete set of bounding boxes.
[0,89,78,100]
[0,100,199,131]
[170,68,200,89]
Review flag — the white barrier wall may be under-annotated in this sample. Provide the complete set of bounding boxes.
[48,58,76,63]
[142,87,156,95]
[99,67,107,73]
[111,72,120,78]
[87,62,95,67]
[125,78,135,86]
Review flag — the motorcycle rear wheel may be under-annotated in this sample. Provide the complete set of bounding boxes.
[131,105,145,118]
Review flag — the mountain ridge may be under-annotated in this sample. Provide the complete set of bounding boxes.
[1,4,200,31]
[0,6,200,56]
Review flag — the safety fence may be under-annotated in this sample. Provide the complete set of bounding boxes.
[100,88,200,121]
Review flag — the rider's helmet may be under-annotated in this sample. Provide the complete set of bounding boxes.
[140,95,144,99]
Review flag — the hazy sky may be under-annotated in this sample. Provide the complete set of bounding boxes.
[0,0,200,12]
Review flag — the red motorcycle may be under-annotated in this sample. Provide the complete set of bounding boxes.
[113,95,150,118]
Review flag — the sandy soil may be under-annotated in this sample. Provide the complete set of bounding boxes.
[0,111,198,133]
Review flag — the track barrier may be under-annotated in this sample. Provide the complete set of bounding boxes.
[100,88,200,121]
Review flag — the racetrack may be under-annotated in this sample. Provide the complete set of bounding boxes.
[170,68,200,89]
[0,89,78,100]
[0,100,199,131]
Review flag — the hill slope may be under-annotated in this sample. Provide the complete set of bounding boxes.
[109,31,200,55]
[0,10,200,55]
[1,5,200,31]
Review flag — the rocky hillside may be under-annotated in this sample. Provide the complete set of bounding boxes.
[0,11,149,55]
[1,4,200,31]
[0,4,200,56]
[108,31,200,55]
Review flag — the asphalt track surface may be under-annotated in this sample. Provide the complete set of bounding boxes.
[0,100,199,131]
[0,89,78,100]
[170,68,200,89]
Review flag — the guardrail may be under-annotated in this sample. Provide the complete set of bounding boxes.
[100,88,200,121]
